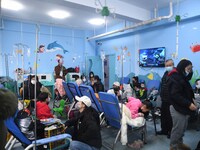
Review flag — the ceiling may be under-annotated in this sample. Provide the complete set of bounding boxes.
[1,0,183,30]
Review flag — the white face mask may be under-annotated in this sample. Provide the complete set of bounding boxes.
[141,84,145,88]
[196,85,200,89]
[165,66,173,72]
[47,97,51,102]
[31,80,36,84]
[83,78,86,82]
[185,70,190,76]
[75,101,81,110]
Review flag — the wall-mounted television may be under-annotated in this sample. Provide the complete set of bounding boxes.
[139,47,166,67]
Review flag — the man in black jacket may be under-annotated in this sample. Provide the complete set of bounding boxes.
[167,59,197,150]
[157,59,174,138]
[65,96,102,150]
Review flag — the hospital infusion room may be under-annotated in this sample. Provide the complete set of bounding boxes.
[1,0,200,150]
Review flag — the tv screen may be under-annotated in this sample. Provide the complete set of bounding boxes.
[139,47,166,67]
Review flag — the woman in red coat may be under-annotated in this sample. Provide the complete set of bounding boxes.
[36,92,54,120]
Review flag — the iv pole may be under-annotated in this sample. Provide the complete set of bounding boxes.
[33,24,39,150]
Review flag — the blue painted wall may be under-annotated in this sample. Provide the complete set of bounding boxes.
[1,19,95,78]
[1,0,200,87]
[91,0,200,84]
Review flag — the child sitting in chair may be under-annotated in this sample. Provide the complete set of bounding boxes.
[36,92,54,120]
[120,97,152,145]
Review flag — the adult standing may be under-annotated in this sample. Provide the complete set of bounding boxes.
[168,59,197,150]
[157,59,174,138]
[54,54,67,81]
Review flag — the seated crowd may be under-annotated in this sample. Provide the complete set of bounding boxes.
[5,62,200,150]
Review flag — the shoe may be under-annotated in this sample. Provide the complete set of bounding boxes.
[127,141,141,149]
[167,132,171,139]
[177,143,191,150]
[156,130,168,135]
[137,140,144,148]
[170,146,177,150]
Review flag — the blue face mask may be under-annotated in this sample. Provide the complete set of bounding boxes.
[165,66,173,72]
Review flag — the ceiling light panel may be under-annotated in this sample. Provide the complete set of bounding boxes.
[2,0,24,11]
[88,18,105,25]
[48,10,70,19]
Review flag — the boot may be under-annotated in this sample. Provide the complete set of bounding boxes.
[137,140,144,148]
[177,143,191,150]
[128,141,141,149]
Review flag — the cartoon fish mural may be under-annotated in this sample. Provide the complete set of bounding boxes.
[46,41,68,54]
[190,44,200,52]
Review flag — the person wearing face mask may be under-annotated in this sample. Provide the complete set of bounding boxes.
[23,75,42,108]
[167,59,197,150]
[130,76,140,97]
[92,75,104,93]
[36,92,54,120]
[107,81,123,101]
[64,96,102,150]
[54,54,67,81]
[81,74,88,85]
[157,59,174,138]
[135,82,147,101]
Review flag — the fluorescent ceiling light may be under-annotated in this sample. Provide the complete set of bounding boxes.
[2,0,23,11]
[193,27,198,30]
[48,10,70,19]
[88,18,105,25]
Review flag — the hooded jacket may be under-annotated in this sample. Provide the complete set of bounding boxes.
[167,59,195,115]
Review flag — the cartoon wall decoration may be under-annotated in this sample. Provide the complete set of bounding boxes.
[115,46,132,76]
[190,43,200,53]
[46,41,68,54]
[37,45,45,53]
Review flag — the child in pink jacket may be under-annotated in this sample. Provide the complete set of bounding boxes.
[126,97,152,119]
[120,97,152,145]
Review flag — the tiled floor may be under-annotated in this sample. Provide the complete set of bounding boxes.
[11,99,200,150]
[12,118,200,150]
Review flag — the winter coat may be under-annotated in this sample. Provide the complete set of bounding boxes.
[93,81,104,93]
[65,107,102,149]
[160,71,170,103]
[36,101,54,119]
[126,97,142,119]
[167,68,195,115]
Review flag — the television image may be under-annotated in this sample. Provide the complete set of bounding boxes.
[139,47,166,67]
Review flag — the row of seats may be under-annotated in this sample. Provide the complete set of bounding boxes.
[63,82,146,149]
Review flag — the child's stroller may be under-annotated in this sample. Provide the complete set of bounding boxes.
[147,88,161,134]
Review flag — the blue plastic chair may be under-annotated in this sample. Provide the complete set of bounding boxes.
[4,111,71,150]
[79,85,102,112]
[98,92,146,149]
[63,82,73,103]
[67,82,81,98]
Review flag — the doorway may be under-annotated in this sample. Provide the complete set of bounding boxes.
[104,56,109,91]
